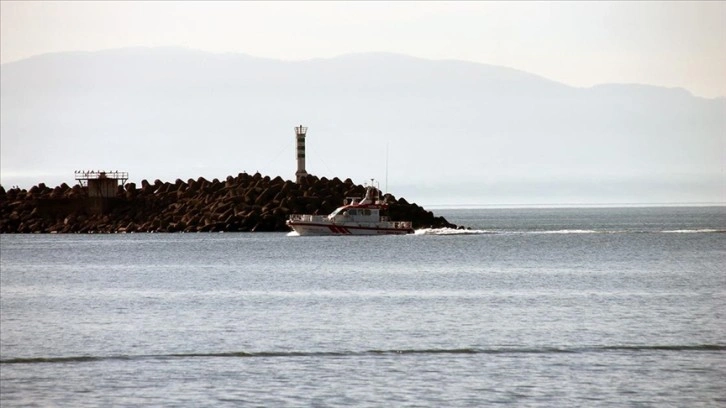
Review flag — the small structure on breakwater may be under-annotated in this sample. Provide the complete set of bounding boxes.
[75,170,128,198]
[73,170,129,215]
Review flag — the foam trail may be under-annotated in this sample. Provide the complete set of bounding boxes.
[662,229,723,234]
[415,228,494,236]
[530,229,601,235]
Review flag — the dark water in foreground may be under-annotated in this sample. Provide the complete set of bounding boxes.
[1,207,725,407]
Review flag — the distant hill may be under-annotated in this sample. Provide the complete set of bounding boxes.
[1,47,724,205]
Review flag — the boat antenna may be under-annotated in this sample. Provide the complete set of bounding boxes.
[385,142,389,194]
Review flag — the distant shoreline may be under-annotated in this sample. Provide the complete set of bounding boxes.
[425,202,726,210]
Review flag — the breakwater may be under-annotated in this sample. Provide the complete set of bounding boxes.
[0,173,456,233]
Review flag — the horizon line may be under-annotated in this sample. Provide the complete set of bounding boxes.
[424,202,726,210]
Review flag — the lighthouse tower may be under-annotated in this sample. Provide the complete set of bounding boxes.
[295,125,308,183]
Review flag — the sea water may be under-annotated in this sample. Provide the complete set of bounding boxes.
[1,206,725,407]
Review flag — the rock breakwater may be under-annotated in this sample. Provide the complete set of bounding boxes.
[0,173,456,233]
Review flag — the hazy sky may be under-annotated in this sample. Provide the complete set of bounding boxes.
[1,1,725,98]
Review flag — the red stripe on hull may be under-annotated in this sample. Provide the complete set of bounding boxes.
[289,222,412,236]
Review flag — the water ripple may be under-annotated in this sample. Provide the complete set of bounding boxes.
[3,345,723,365]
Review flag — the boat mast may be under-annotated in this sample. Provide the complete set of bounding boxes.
[385,143,389,195]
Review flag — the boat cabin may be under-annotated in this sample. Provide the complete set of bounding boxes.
[328,206,381,222]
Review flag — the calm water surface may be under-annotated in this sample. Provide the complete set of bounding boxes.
[1,207,725,406]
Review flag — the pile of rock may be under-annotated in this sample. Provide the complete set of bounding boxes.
[0,173,456,233]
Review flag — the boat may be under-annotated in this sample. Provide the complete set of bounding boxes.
[287,181,415,236]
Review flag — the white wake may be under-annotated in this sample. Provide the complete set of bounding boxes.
[414,228,494,235]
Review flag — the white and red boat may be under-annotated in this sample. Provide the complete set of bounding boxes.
[287,182,414,236]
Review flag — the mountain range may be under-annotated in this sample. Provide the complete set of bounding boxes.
[1,47,724,205]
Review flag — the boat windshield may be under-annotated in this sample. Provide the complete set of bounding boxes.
[328,207,347,218]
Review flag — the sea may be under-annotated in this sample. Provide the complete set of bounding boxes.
[1,206,725,407]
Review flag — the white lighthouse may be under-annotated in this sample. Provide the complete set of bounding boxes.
[295,125,308,183]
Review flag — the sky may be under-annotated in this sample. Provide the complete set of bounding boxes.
[1,1,725,98]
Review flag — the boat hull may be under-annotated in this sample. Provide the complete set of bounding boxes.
[287,221,414,236]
